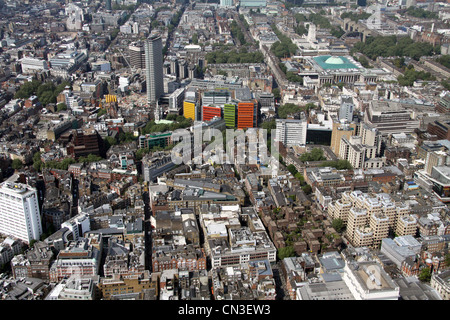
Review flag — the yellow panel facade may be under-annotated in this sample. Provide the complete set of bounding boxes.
[183,101,196,120]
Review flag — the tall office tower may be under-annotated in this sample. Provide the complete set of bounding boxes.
[427,120,450,140]
[106,0,112,10]
[0,182,43,243]
[145,35,164,105]
[128,43,146,69]
[274,118,307,147]
[179,60,188,79]
[169,57,179,78]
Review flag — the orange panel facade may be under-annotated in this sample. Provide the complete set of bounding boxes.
[202,105,222,122]
[237,101,255,130]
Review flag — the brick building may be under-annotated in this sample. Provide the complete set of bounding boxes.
[66,128,106,159]
[11,241,55,281]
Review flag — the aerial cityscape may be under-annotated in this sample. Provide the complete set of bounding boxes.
[0,0,449,303]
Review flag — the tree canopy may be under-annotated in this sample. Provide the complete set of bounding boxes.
[260,119,276,134]
[332,218,345,233]
[230,20,246,45]
[11,159,23,170]
[352,35,439,61]
[40,157,77,171]
[57,103,67,112]
[14,80,70,106]
[141,116,193,135]
[270,25,298,59]
[436,55,450,69]
[320,160,353,170]
[278,246,296,260]
[279,63,303,84]
[406,7,438,19]
[445,253,450,267]
[78,154,103,163]
[340,12,371,22]
[397,66,435,86]
[418,267,432,283]
[300,148,326,162]
[205,48,264,64]
[272,88,281,100]
[277,103,303,119]
[287,164,298,176]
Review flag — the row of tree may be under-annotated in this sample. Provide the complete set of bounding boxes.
[278,63,303,84]
[230,20,246,45]
[294,12,332,29]
[270,25,298,59]
[405,6,438,19]
[277,103,303,119]
[14,80,70,106]
[352,35,439,61]
[436,55,450,69]
[135,144,174,161]
[277,103,317,119]
[205,48,264,64]
[299,148,327,162]
[31,152,104,172]
[319,160,353,170]
[340,12,372,22]
[141,115,192,135]
[397,66,435,86]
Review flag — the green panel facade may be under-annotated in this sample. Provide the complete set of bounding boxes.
[224,104,236,128]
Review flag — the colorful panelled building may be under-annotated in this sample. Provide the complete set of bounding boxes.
[183,100,197,120]
[237,101,257,130]
[202,105,222,121]
[224,104,236,128]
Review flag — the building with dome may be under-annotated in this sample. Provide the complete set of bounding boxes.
[303,55,379,86]
[314,56,358,70]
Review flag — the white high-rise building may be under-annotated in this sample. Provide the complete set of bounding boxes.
[168,87,185,114]
[0,182,43,244]
[274,118,307,147]
[145,35,164,104]
[339,96,354,123]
